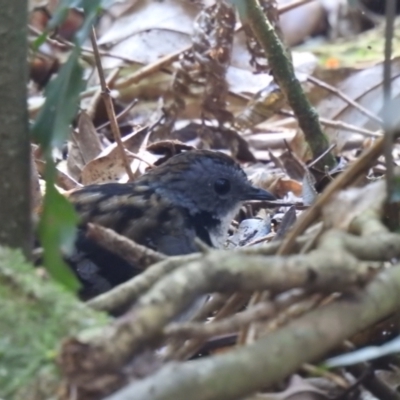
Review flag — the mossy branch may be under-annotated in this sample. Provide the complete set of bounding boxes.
[233,0,336,169]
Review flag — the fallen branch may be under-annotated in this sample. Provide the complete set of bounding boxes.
[105,263,400,400]
[60,245,370,388]
[164,302,274,339]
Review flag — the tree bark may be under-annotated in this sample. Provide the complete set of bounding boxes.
[0,0,31,256]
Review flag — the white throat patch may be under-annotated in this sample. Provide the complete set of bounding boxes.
[208,205,241,248]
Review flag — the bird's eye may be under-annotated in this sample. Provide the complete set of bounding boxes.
[214,178,231,195]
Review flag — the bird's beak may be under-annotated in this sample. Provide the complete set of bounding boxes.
[244,185,276,201]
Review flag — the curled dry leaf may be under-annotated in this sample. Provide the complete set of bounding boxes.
[66,136,85,181]
[97,0,198,68]
[172,123,255,161]
[81,127,150,184]
[34,156,81,191]
[289,129,313,164]
[146,140,194,166]
[250,170,302,198]
[76,111,102,164]
[55,166,81,191]
[274,205,297,240]
[279,150,306,181]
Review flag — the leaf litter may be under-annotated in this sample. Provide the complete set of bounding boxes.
[27,1,400,399]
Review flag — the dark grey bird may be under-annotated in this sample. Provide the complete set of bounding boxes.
[66,150,276,299]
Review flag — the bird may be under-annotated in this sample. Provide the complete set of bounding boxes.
[65,149,276,299]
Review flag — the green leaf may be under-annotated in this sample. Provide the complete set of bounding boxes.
[31,47,84,151]
[32,32,48,51]
[31,0,105,292]
[39,162,80,292]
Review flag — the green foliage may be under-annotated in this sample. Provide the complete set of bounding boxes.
[0,247,108,398]
[38,161,80,291]
[32,48,84,149]
[31,0,104,291]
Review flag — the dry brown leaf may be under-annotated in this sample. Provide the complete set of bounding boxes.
[66,136,85,181]
[302,170,318,206]
[81,149,135,185]
[316,58,400,152]
[289,130,313,163]
[76,111,102,164]
[97,0,198,68]
[80,126,151,184]
[55,166,81,190]
[250,170,301,199]
[322,179,386,230]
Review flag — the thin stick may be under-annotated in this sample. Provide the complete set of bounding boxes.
[86,67,120,119]
[115,47,186,89]
[307,76,383,126]
[90,27,135,181]
[262,109,382,138]
[241,137,385,344]
[165,302,274,339]
[95,99,138,131]
[278,136,384,254]
[279,0,315,14]
[308,143,336,169]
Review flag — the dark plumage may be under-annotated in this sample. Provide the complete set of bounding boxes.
[66,150,276,299]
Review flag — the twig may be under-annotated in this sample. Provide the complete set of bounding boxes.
[75,0,318,100]
[346,363,400,400]
[169,293,251,361]
[307,76,383,125]
[278,136,384,254]
[115,47,185,89]
[102,264,400,400]
[279,109,382,138]
[86,223,165,268]
[96,99,138,131]
[87,253,198,313]
[86,67,120,119]
[245,233,274,247]
[165,302,274,339]
[317,118,381,138]
[241,140,384,343]
[308,144,336,169]
[302,364,349,389]
[89,27,135,181]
